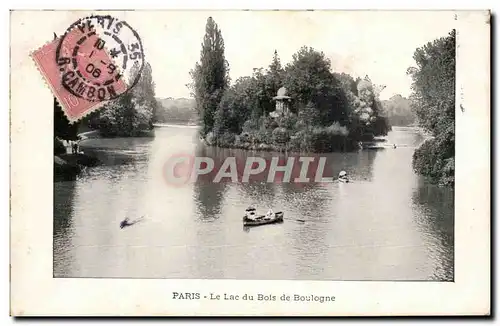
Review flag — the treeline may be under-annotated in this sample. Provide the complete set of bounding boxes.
[84,62,157,137]
[154,97,198,124]
[382,94,416,127]
[408,30,455,186]
[189,17,390,153]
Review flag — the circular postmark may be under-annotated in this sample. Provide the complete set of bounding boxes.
[55,15,144,102]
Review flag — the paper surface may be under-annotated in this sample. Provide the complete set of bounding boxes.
[10,10,490,316]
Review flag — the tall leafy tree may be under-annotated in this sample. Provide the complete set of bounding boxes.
[408,30,455,137]
[130,62,157,127]
[263,50,285,116]
[408,30,455,186]
[91,61,156,136]
[189,17,229,136]
[131,63,156,104]
[268,50,283,93]
[213,77,256,136]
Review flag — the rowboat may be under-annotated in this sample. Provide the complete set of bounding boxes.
[360,142,387,150]
[243,209,284,227]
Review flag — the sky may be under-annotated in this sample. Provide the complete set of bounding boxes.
[118,11,456,100]
[18,10,457,101]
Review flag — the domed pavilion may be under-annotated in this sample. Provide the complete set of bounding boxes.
[270,87,291,118]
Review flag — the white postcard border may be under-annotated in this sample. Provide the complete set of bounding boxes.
[9,10,490,316]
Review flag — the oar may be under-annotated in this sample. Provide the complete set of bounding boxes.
[287,218,306,223]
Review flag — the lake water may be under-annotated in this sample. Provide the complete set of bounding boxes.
[54,126,454,281]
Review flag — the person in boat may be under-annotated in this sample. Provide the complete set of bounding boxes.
[338,170,349,183]
[120,216,144,229]
[245,206,258,220]
[120,218,132,229]
[264,209,274,220]
[72,141,79,154]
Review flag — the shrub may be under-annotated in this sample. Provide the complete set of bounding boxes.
[242,119,260,133]
[326,122,349,136]
[216,132,236,147]
[372,115,391,136]
[308,126,355,152]
[254,128,273,144]
[258,116,275,129]
[239,132,251,143]
[310,128,332,152]
[205,131,216,145]
[412,136,454,186]
[297,103,321,126]
[269,119,279,130]
[289,129,310,152]
[276,113,298,130]
[294,119,307,131]
[272,127,290,144]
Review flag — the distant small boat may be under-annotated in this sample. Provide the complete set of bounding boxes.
[339,178,349,183]
[243,212,284,227]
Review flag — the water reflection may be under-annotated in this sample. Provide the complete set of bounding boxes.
[412,179,454,281]
[53,181,76,276]
[193,144,229,221]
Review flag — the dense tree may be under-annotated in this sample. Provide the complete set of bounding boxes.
[333,72,358,95]
[191,38,392,152]
[95,92,135,136]
[213,78,255,137]
[189,17,229,136]
[283,47,349,126]
[382,94,416,127]
[88,61,156,136]
[408,30,455,186]
[354,78,390,137]
[130,62,158,127]
[331,74,391,139]
[54,98,79,140]
[408,30,455,136]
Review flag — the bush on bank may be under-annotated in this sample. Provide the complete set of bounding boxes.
[412,133,454,187]
[206,111,360,153]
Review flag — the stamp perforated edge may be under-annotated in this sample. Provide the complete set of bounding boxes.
[30,39,109,125]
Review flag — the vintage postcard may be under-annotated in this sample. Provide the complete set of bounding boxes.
[10,10,490,316]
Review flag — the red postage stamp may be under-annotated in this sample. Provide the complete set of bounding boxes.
[31,15,145,122]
